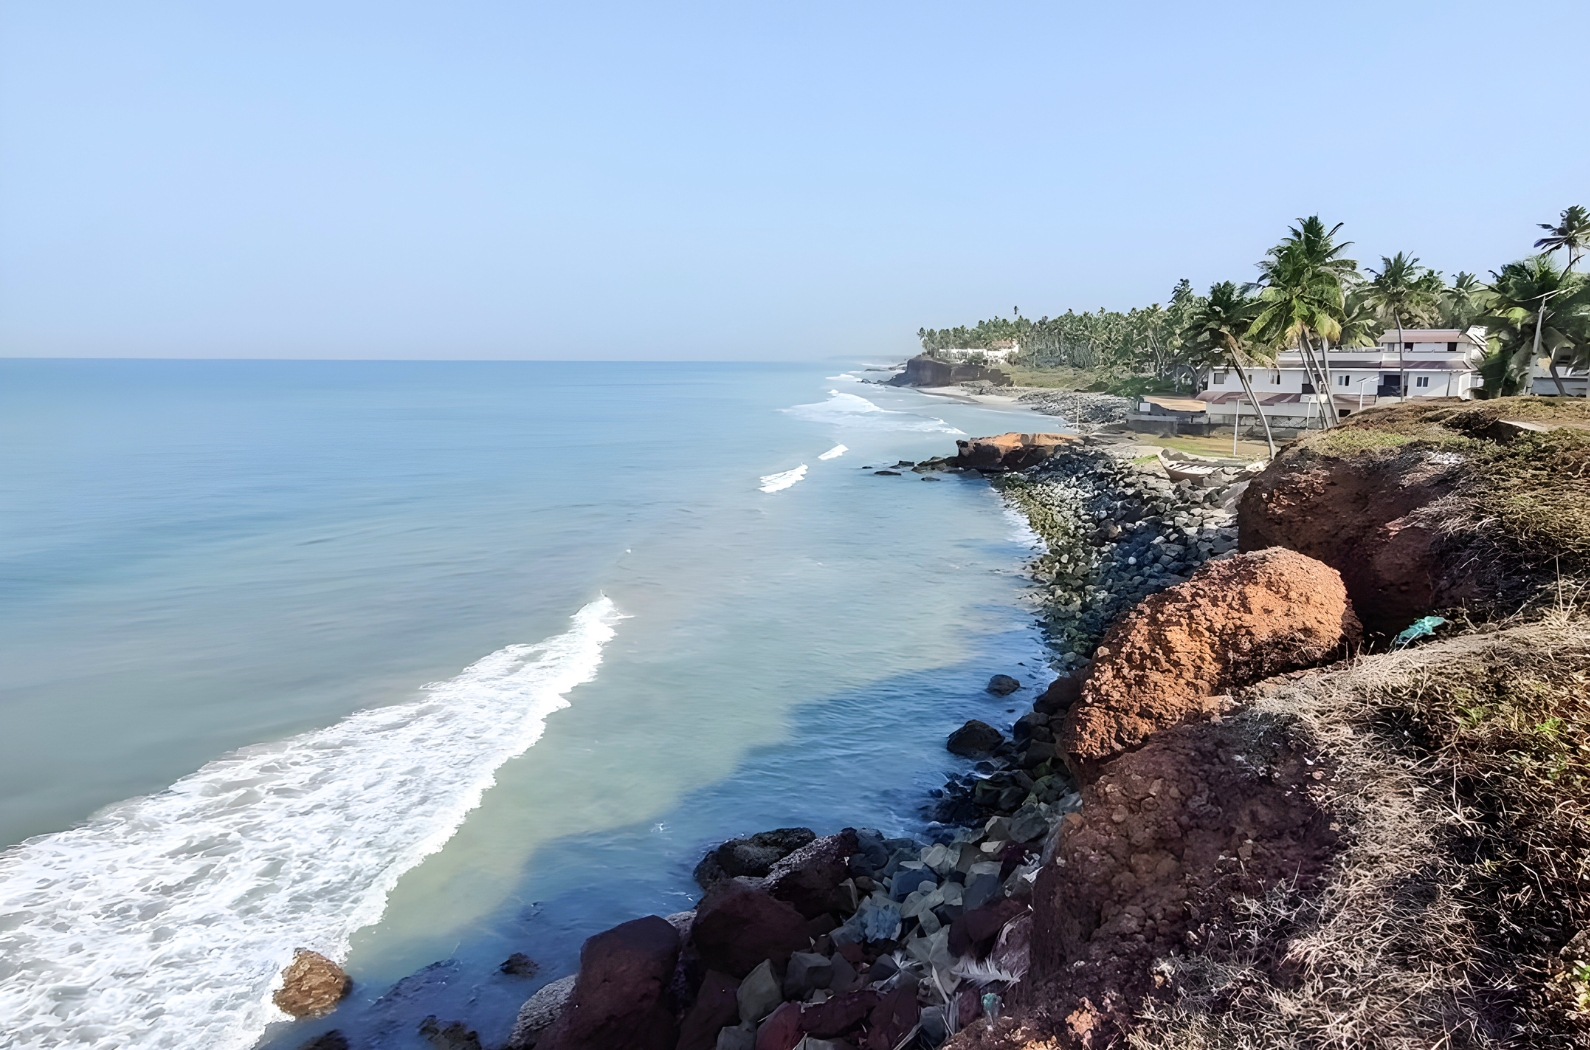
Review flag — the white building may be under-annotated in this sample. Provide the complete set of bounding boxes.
[937,345,1019,362]
[1528,358,1590,397]
[1195,327,1487,428]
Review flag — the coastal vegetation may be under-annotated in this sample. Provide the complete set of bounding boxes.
[916,205,1590,410]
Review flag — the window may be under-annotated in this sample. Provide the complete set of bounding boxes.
[1447,342,1458,352]
[1415,376,1430,388]
[1212,371,1227,385]
[1270,372,1281,384]
[1404,342,1414,351]
[1337,374,1351,387]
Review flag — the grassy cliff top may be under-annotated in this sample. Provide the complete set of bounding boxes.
[1285,398,1590,573]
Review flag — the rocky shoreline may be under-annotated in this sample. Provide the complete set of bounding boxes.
[280,396,1590,1050]
[276,433,1264,1050]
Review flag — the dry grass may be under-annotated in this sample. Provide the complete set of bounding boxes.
[1126,610,1590,1050]
[1282,397,1590,614]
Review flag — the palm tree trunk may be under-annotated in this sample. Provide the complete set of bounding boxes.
[1298,334,1338,426]
[1396,314,1406,403]
[1548,361,1570,396]
[1317,333,1340,424]
[1231,351,1277,458]
[1533,296,1557,395]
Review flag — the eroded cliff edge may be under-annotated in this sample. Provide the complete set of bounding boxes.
[953,395,1590,1050]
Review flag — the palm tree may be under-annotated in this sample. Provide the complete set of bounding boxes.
[1365,253,1443,399]
[1535,205,1590,271]
[1441,272,1489,330]
[1484,255,1590,395]
[1337,287,1383,349]
[1187,281,1277,457]
[1249,217,1358,426]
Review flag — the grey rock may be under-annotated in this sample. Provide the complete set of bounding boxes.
[1026,774,1071,805]
[736,960,782,1025]
[855,896,902,942]
[986,674,1022,696]
[697,828,817,888]
[507,975,576,1048]
[890,867,936,901]
[945,719,1003,758]
[716,1023,757,1050]
[847,828,888,878]
[1017,741,1056,769]
[961,872,1002,912]
[783,951,834,998]
[1007,805,1049,843]
[829,950,859,993]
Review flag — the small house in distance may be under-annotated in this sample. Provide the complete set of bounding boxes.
[1529,356,1590,397]
[1194,327,1488,432]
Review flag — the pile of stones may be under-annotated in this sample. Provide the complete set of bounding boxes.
[505,731,1071,1050]
[1014,391,1132,430]
[998,445,1252,671]
[929,675,1081,830]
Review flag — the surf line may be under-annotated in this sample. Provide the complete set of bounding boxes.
[0,597,625,1050]
[759,465,808,493]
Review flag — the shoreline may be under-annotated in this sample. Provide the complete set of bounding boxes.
[324,433,1256,1050]
[267,394,1590,1049]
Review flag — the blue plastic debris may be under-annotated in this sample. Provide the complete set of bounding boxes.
[1392,616,1447,649]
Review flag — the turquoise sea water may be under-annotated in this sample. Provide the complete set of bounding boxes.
[0,361,1056,1049]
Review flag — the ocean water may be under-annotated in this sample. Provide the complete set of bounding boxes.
[0,361,1057,1050]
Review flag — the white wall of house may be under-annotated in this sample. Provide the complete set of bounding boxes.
[938,346,1019,361]
[1197,328,1485,425]
[1529,364,1590,396]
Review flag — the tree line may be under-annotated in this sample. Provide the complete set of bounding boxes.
[917,206,1590,453]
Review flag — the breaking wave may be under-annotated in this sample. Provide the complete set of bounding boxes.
[782,392,964,434]
[0,598,623,1050]
[818,444,848,461]
[759,465,808,493]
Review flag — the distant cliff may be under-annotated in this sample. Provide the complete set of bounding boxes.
[887,354,1012,387]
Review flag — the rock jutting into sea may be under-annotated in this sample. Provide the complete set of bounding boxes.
[886,355,1013,388]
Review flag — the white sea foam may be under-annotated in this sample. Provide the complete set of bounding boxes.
[817,444,848,460]
[824,373,861,381]
[0,598,623,1050]
[759,465,808,493]
[781,392,964,434]
[1002,505,1044,550]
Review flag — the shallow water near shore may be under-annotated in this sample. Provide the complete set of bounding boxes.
[0,360,1056,1049]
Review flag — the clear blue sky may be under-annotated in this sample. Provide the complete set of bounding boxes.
[2,1,1586,360]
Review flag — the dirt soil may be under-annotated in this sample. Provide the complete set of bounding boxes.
[1027,713,1336,1047]
[1060,549,1359,780]
[952,614,1590,1050]
[1239,396,1590,636]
